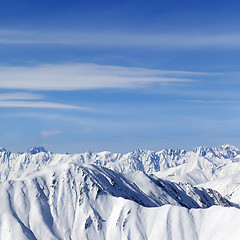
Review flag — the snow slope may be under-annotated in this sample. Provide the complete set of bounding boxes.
[1,144,240,204]
[0,163,237,240]
[1,144,240,205]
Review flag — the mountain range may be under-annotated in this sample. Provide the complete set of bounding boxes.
[0,145,240,239]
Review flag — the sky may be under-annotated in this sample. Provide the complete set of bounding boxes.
[1,0,240,153]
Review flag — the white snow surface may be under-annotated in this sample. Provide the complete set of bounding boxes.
[0,162,238,240]
[1,145,240,239]
[1,144,240,180]
[1,144,240,204]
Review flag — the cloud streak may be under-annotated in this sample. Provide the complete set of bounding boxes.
[0,92,43,100]
[1,30,240,49]
[40,129,61,139]
[0,63,202,91]
[0,100,87,110]
[180,100,240,104]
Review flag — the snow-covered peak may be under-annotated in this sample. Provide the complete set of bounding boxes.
[0,147,6,153]
[220,144,237,149]
[27,146,48,154]
[0,144,240,183]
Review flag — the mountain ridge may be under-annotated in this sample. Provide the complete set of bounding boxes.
[1,144,240,205]
[1,145,240,239]
[0,144,240,181]
[0,162,236,240]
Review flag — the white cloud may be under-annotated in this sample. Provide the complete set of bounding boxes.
[1,30,240,49]
[0,63,200,91]
[40,130,61,139]
[0,92,43,100]
[0,100,87,110]
[180,100,240,104]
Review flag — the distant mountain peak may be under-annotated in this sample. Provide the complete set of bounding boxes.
[0,147,6,152]
[27,146,48,154]
[220,144,237,150]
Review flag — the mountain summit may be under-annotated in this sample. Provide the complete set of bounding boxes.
[27,146,48,154]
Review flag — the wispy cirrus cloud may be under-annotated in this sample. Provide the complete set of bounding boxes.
[0,100,87,110]
[40,128,92,139]
[0,63,205,91]
[1,30,240,49]
[180,100,240,104]
[0,92,43,100]
[0,92,88,110]
[40,129,61,139]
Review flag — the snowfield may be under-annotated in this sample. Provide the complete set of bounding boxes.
[0,145,240,239]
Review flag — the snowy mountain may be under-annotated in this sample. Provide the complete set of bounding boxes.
[1,144,240,180]
[0,163,237,240]
[1,145,240,239]
[1,144,240,205]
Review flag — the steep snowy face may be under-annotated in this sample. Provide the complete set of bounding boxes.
[0,147,6,152]
[0,163,234,240]
[27,146,48,154]
[190,145,240,162]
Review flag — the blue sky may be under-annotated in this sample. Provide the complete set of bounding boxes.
[1,0,240,153]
